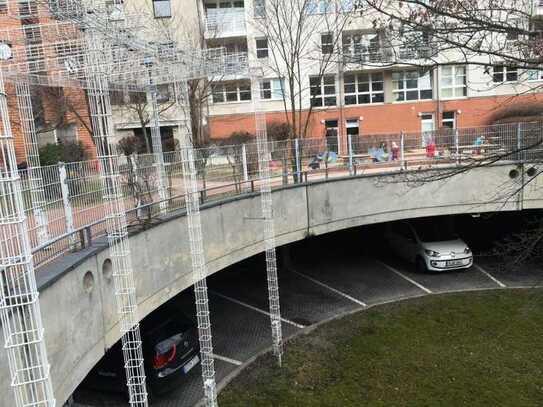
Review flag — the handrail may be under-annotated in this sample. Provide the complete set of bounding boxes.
[29,121,543,269]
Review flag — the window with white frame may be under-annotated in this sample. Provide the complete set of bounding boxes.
[527,68,543,81]
[256,38,268,58]
[392,70,433,101]
[321,33,333,54]
[153,0,171,17]
[344,72,384,105]
[0,0,6,14]
[305,0,330,14]
[421,113,435,146]
[442,111,455,129]
[421,113,435,133]
[492,65,518,83]
[254,0,265,17]
[212,80,251,103]
[310,75,336,107]
[260,79,284,100]
[340,0,354,12]
[205,0,244,9]
[440,65,466,98]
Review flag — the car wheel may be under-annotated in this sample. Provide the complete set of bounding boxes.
[416,257,428,273]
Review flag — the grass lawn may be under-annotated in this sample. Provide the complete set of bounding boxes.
[219,289,543,407]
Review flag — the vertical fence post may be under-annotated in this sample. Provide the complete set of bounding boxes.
[130,154,145,219]
[517,122,522,162]
[147,84,168,215]
[400,131,405,170]
[455,129,460,165]
[16,81,50,246]
[348,133,354,176]
[295,138,301,183]
[242,143,249,182]
[324,137,329,180]
[59,162,75,248]
[0,71,56,407]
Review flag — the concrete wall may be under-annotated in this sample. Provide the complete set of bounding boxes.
[0,163,541,406]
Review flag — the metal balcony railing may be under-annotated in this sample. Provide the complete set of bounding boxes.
[205,8,246,39]
[343,44,437,65]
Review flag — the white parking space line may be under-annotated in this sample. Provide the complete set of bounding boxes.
[210,290,306,329]
[212,353,243,366]
[290,269,367,307]
[377,261,433,294]
[474,264,507,288]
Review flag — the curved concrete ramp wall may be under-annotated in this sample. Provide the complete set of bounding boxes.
[0,163,541,405]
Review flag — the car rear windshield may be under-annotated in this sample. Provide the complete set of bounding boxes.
[413,219,458,242]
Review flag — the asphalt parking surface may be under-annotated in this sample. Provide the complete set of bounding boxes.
[74,244,543,407]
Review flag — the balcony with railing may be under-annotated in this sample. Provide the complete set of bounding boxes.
[204,8,247,39]
[342,44,437,68]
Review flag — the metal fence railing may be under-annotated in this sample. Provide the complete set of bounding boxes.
[24,121,543,269]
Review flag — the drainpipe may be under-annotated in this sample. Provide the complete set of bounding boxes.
[337,33,345,155]
[435,65,441,129]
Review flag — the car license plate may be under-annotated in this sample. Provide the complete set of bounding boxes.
[446,260,463,267]
[183,355,199,374]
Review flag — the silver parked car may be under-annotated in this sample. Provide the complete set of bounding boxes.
[385,219,473,272]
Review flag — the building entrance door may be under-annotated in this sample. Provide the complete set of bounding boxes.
[420,113,435,147]
[346,119,359,153]
[324,120,339,154]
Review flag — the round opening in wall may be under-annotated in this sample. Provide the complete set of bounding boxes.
[527,167,537,177]
[102,258,113,281]
[83,271,95,294]
[509,169,519,179]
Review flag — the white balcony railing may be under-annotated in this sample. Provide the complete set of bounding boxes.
[205,8,246,39]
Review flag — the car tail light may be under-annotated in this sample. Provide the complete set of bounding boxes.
[153,344,177,369]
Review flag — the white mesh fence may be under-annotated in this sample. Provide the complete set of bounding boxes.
[24,121,543,269]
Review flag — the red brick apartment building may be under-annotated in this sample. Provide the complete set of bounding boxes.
[0,0,94,165]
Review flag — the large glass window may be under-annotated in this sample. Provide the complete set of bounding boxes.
[321,33,333,54]
[527,68,543,81]
[392,70,433,101]
[206,0,243,8]
[212,80,251,103]
[344,72,384,105]
[260,79,285,100]
[153,0,171,18]
[440,65,466,98]
[256,38,268,58]
[254,0,265,17]
[310,75,336,107]
[442,111,456,129]
[305,0,330,14]
[493,65,518,83]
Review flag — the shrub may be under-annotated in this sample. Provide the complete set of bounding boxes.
[62,141,90,163]
[223,131,254,145]
[38,144,62,166]
[118,136,146,156]
[267,121,292,141]
[39,141,90,165]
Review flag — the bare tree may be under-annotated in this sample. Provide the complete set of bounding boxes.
[112,89,177,153]
[252,0,361,140]
[360,0,543,74]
